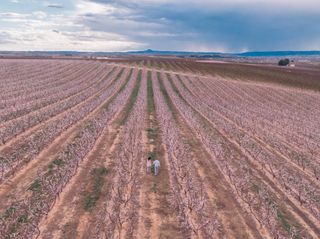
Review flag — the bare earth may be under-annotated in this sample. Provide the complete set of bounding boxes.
[0,57,319,239]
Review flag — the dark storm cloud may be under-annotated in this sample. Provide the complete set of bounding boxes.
[79,0,320,51]
[47,4,64,9]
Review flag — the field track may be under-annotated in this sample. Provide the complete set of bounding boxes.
[0,58,319,239]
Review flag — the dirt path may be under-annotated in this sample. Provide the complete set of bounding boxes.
[164,72,319,238]
[0,68,140,239]
[181,85,320,236]
[136,71,182,238]
[37,118,123,239]
[0,68,127,213]
[0,68,126,185]
[194,74,320,167]
[179,74,319,184]
[185,139,262,239]
[0,66,118,151]
[0,63,108,129]
[1,60,318,238]
[81,69,145,239]
[39,69,142,239]
[0,63,101,125]
[155,71,262,239]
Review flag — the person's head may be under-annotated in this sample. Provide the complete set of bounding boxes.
[148,156,151,161]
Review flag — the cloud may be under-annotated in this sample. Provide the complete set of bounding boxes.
[85,0,320,51]
[0,28,143,51]
[0,32,14,44]
[33,11,47,19]
[47,3,64,9]
[91,0,320,13]
[0,12,29,18]
[0,0,319,52]
[0,1,144,52]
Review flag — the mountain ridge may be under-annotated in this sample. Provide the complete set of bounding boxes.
[1,49,320,57]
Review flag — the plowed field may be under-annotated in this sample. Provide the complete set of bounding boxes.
[0,58,319,239]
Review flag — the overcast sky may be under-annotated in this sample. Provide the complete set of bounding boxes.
[0,0,319,52]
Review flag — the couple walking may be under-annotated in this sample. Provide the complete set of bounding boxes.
[147,156,160,176]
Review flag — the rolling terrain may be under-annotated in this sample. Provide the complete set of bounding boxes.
[0,57,319,239]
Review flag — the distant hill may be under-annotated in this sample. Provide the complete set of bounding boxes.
[1,50,320,58]
[127,49,222,56]
[237,51,320,57]
[127,49,320,58]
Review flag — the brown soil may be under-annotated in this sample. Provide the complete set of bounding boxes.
[1,58,319,239]
[155,71,263,239]
[136,112,182,239]
[163,70,320,238]
[0,67,125,214]
[38,123,122,239]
